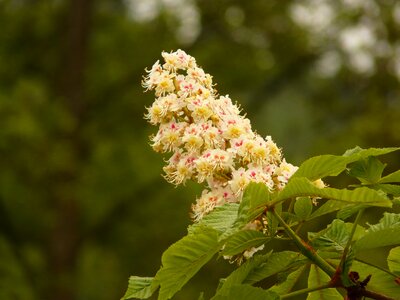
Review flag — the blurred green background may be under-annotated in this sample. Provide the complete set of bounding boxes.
[0,0,399,299]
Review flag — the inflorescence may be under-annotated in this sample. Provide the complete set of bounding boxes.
[143,49,299,225]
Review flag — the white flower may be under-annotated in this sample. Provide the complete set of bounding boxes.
[163,153,195,185]
[182,125,204,153]
[195,149,233,183]
[162,49,196,71]
[229,168,251,196]
[150,121,186,152]
[154,71,175,97]
[191,184,237,221]
[201,122,225,150]
[265,136,282,162]
[142,60,162,91]
[274,159,299,189]
[220,116,251,140]
[178,78,201,97]
[191,189,223,222]
[213,95,241,116]
[243,244,265,259]
[187,96,214,122]
[246,165,274,189]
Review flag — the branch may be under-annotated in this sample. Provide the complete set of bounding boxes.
[361,289,395,300]
[345,285,396,300]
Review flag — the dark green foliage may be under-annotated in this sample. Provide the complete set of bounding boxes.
[1,1,400,300]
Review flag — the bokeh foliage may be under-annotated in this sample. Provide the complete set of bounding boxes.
[0,0,399,299]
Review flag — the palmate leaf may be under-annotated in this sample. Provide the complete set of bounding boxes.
[292,147,399,181]
[306,265,342,300]
[273,177,392,207]
[156,226,221,300]
[354,213,400,251]
[221,230,270,256]
[121,276,158,300]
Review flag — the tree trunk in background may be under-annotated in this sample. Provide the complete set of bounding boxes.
[49,0,93,300]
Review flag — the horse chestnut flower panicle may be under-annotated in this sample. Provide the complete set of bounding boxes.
[143,49,299,225]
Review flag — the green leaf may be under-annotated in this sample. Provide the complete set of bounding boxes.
[212,284,279,300]
[388,246,400,275]
[309,200,348,220]
[215,251,302,298]
[354,213,400,251]
[243,251,304,284]
[266,203,281,236]
[372,184,400,197]
[156,226,221,300]
[336,204,368,220]
[310,221,364,256]
[237,182,271,226]
[270,265,306,295]
[293,155,351,181]
[380,170,400,184]
[342,146,400,158]
[188,203,239,234]
[368,213,400,231]
[309,219,350,252]
[306,265,342,299]
[294,197,313,220]
[274,177,391,207]
[221,230,270,256]
[121,276,158,300]
[292,147,399,181]
[347,156,386,184]
[213,253,271,298]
